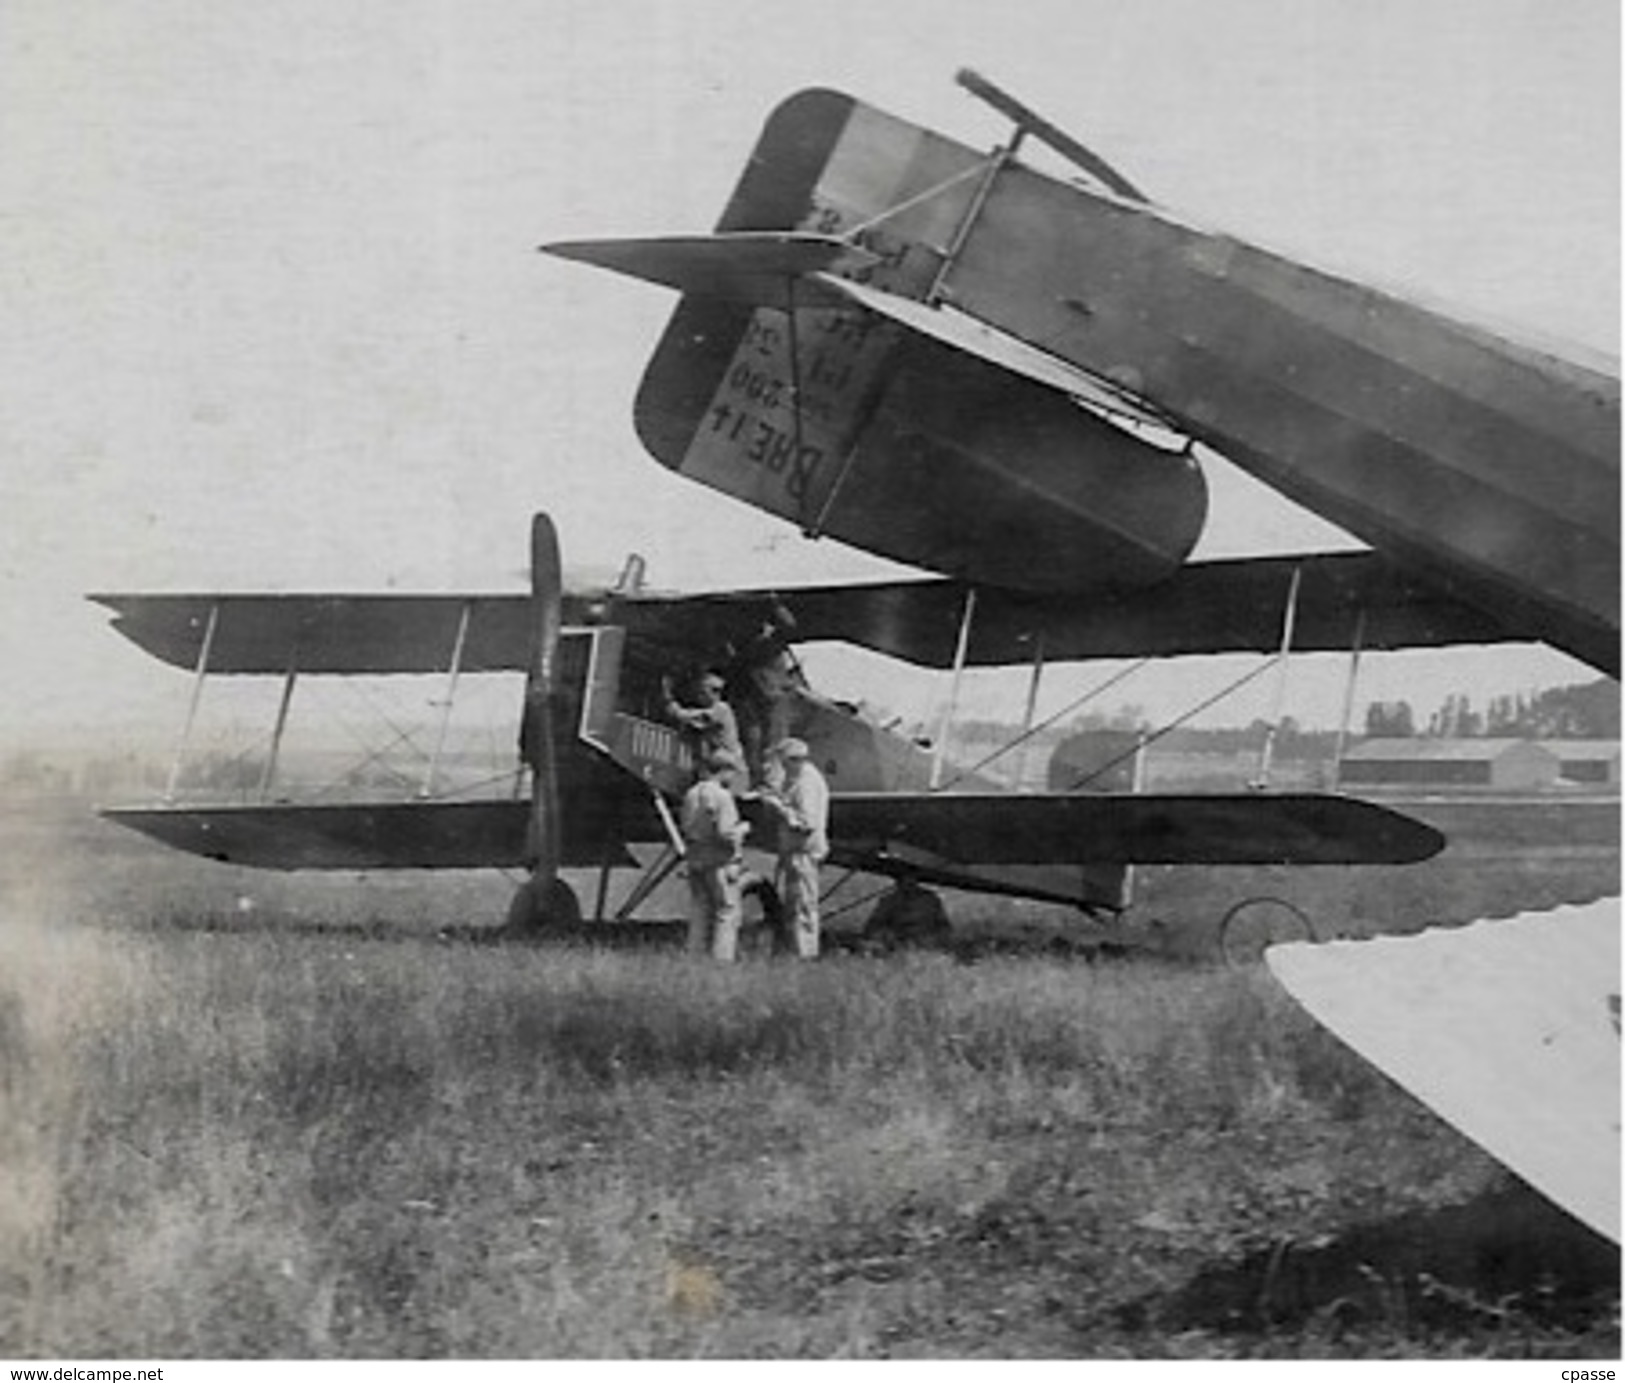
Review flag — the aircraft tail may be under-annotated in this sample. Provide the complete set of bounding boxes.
[549,88,1208,596]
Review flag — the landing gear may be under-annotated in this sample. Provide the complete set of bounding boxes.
[862,880,952,953]
[739,874,786,956]
[504,875,583,936]
[1219,895,1314,967]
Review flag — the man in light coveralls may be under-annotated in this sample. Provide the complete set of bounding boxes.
[759,737,830,959]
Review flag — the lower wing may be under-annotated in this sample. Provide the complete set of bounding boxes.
[102,801,633,871]
[1269,900,1620,1243]
[827,790,1443,867]
[105,788,1440,874]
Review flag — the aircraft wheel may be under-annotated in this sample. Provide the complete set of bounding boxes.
[1218,896,1314,967]
[739,875,786,957]
[505,876,583,937]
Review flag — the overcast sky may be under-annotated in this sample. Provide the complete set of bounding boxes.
[1,0,1617,751]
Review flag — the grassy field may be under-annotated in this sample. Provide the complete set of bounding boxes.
[0,802,1617,1359]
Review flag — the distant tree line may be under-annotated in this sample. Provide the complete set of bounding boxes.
[952,678,1619,761]
[1153,717,1339,760]
[1364,679,1619,740]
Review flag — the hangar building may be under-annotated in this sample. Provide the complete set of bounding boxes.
[1338,738,1561,791]
[1543,740,1622,787]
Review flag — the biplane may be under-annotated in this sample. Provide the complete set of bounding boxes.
[92,510,1443,935]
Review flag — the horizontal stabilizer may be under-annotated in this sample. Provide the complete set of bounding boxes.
[1270,901,1621,1242]
[543,234,876,308]
[827,790,1443,867]
[102,800,638,871]
[815,274,1171,428]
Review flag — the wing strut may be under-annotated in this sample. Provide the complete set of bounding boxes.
[164,600,218,803]
[925,143,1014,306]
[650,785,686,859]
[612,840,684,923]
[1010,630,1047,791]
[1329,608,1368,791]
[929,587,979,789]
[259,657,300,803]
[593,856,615,922]
[1253,565,1303,791]
[1121,731,1150,909]
[421,600,472,798]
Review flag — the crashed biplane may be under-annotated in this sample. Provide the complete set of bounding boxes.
[92,512,1442,933]
[545,69,1618,679]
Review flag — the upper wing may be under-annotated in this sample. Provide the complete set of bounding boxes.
[828,790,1444,868]
[763,550,1528,667]
[93,547,1529,677]
[88,588,799,675]
[90,593,537,674]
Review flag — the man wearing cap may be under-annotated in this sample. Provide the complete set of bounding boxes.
[663,670,746,789]
[759,737,830,959]
[680,749,751,960]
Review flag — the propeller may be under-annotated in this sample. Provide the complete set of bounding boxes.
[508,513,579,932]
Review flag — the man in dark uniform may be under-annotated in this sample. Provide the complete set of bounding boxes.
[679,749,751,960]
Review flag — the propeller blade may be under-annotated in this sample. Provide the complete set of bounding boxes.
[521,513,564,889]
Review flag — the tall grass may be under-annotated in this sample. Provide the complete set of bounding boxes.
[0,807,1612,1357]
[7,902,1597,1360]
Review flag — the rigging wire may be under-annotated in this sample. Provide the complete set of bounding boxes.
[932,657,1150,792]
[1061,655,1284,793]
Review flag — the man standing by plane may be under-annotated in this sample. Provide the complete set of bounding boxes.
[663,670,746,789]
[680,749,751,961]
[759,737,830,959]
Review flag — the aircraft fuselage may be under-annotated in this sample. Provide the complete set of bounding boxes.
[610,88,1620,674]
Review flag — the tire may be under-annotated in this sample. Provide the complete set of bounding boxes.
[739,876,786,957]
[1219,896,1314,967]
[505,876,583,936]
